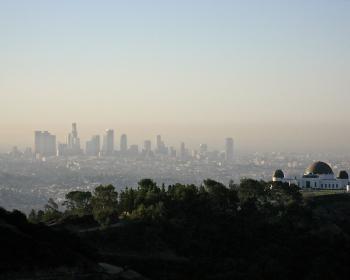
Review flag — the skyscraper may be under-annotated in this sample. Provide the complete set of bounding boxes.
[225,137,234,161]
[67,122,82,155]
[180,142,187,160]
[86,135,100,156]
[155,134,168,155]
[102,129,114,156]
[72,123,78,138]
[143,140,152,153]
[34,131,56,157]
[120,134,128,154]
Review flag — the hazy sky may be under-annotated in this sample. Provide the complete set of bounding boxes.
[0,0,349,152]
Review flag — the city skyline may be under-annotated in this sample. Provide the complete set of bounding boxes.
[1,1,350,153]
[1,2,350,277]
[1,121,350,154]
[31,122,235,159]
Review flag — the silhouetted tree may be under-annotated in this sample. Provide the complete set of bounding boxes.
[63,191,92,216]
[42,198,62,223]
[91,185,118,227]
[28,209,38,223]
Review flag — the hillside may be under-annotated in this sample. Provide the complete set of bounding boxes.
[3,180,350,279]
[0,207,147,279]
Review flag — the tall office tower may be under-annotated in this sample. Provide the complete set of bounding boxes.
[92,135,101,155]
[120,134,128,154]
[225,137,234,161]
[67,122,81,155]
[102,129,114,156]
[72,123,78,138]
[86,135,100,156]
[34,131,41,155]
[156,134,167,154]
[34,131,56,157]
[143,140,151,152]
[180,142,186,159]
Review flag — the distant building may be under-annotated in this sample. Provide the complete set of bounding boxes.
[156,135,162,150]
[102,129,114,156]
[199,144,208,159]
[120,134,128,154]
[179,142,187,160]
[34,131,56,157]
[86,135,100,156]
[23,147,33,158]
[199,144,208,154]
[57,143,68,156]
[155,135,168,155]
[129,144,139,156]
[55,123,83,156]
[143,140,152,153]
[9,146,21,158]
[66,123,82,155]
[191,149,199,159]
[225,138,234,161]
[273,161,350,190]
[169,146,177,158]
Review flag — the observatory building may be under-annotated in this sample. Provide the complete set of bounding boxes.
[272,161,349,190]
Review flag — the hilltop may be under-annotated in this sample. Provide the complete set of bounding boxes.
[2,179,350,279]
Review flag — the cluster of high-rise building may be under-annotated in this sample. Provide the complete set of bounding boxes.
[57,123,83,156]
[32,123,234,161]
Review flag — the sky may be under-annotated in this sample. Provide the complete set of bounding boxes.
[0,0,349,153]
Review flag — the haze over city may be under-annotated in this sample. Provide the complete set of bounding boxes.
[1,0,350,153]
[3,1,350,279]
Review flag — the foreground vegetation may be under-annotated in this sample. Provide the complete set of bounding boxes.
[2,179,350,279]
